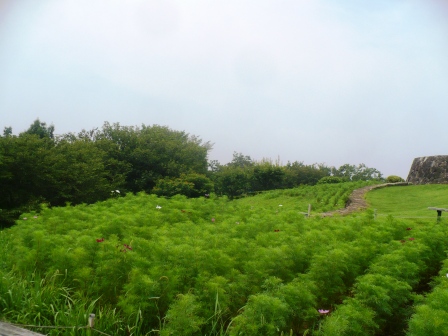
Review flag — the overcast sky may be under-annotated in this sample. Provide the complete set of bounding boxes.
[1,0,448,178]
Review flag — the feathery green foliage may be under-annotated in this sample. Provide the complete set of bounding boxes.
[1,182,448,335]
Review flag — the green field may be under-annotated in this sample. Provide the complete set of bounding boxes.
[1,182,448,336]
[366,184,448,218]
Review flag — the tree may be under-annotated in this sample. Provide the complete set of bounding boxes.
[0,120,212,226]
[181,173,214,197]
[3,127,12,137]
[0,134,54,227]
[251,162,285,191]
[213,166,251,199]
[0,129,128,227]
[228,152,253,168]
[283,161,330,187]
[352,163,382,181]
[23,119,55,139]
[333,164,382,181]
[152,173,213,198]
[208,159,221,173]
[332,164,356,181]
[96,122,211,193]
[44,139,121,205]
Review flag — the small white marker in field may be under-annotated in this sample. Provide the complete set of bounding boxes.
[156,205,162,209]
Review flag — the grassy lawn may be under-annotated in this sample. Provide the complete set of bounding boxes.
[365,184,448,218]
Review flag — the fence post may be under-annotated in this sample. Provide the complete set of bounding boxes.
[88,314,95,328]
[308,204,311,217]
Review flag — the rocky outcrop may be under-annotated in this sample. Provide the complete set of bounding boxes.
[407,156,448,184]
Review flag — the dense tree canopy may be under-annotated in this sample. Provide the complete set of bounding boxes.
[0,120,212,227]
[0,120,384,227]
[94,122,212,193]
[24,119,55,139]
[210,153,383,199]
[332,163,383,181]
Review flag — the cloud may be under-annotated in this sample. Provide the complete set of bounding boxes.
[0,0,448,178]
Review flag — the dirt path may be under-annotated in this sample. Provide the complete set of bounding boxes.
[320,182,411,217]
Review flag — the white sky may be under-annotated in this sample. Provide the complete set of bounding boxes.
[1,0,448,178]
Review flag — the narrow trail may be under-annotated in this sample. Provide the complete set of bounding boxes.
[320,182,411,217]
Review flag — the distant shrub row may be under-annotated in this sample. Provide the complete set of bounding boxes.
[0,120,393,227]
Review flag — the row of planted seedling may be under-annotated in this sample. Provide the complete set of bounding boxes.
[406,257,448,336]
[316,219,448,336]
[218,212,426,335]
[249,181,376,213]
[0,206,411,334]
[312,181,370,211]
[0,187,425,336]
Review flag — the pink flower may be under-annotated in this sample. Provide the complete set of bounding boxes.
[318,309,330,314]
[409,237,415,241]
[211,218,215,222]
[96,238,105,243]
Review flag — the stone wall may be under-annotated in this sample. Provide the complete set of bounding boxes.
[407,155,448,184]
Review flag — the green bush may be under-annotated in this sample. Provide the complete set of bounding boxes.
[386,175,405,183]
[407,257,448,336]
[407,284,448,336]
[152,173,213,198]
[229,293,290,336]
[317,176,344,184]
[160,293,204,336]
[317,299,378,336]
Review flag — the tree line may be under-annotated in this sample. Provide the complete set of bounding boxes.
[0,119,383,227]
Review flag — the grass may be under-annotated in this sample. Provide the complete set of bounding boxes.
[3,181,448,335]
[236,181,376,214]
[365,184,448,218]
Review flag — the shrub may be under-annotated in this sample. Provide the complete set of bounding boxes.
[152,173,213,198]
[386,175,405,183]
[228,293,290,336]
[160,293,204,336]
[317,299,378,336]
[317,176,344,184]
